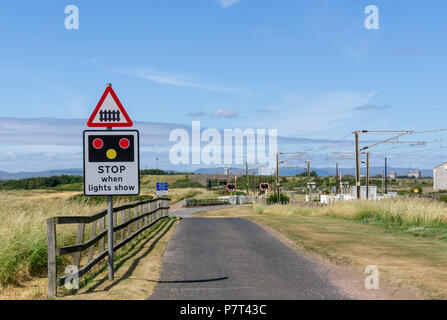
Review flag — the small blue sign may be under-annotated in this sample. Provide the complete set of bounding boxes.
[156,182,168,191]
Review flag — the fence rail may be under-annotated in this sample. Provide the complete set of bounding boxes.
[46,197,170,298]
[184,198,230,207]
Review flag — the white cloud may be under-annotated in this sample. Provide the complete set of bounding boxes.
[211,108,240,119]
[0,117,345,172]
[255,90,378,136]
[0,117,436,172]
[0,117,187,147]
[111,68,241,93]
[216,0,241,8]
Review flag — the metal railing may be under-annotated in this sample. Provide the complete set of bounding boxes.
[46,198,170,298]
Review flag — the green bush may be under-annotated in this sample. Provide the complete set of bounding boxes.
[170,178,204,188]
[266,193,290,204]
[0,175,83,190]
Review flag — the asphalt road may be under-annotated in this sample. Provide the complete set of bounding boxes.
[150,211,346,300]
[169,205,236,218]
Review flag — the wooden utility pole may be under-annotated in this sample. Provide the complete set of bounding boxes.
[276,152,280,202]
[355,131,361,199]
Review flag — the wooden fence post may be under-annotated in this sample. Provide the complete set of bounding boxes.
[133,207,138,232]
[127,208,131,236]
[160,200,163,218]
[99,216,105,253]
[145,203,149,226]
[46,218,57,298]
[72,223,85,268]
[165,199,168,217]
[151,202,157,223]
[88,221,97,262]
[121,210,126,240]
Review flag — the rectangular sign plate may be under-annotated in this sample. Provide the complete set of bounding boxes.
[156,182,168,196]
[259,182,270,191]
[156,182,168,191]
[83,130,140,196]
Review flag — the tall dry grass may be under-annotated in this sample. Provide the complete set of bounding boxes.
[0,191,130,288]
[254,196,447,228]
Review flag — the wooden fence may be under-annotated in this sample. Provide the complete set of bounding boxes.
[254,197,325,207]
[46,198,170,298]
[184,198,230,207]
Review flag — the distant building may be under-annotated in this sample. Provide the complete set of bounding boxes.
[350,186,378,200]
[434,162,447,191]
[388,171,397,179]
[408,169,421,179]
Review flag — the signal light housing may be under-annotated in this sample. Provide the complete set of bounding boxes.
[88,134,134,162]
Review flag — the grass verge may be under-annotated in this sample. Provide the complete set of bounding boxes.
[196,204,447,299]
[60,217,179,300]
[0,190,172,297]
[254,197,447,238]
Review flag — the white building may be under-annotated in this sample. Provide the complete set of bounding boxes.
[434,162,447,191]
[408,169,421,179]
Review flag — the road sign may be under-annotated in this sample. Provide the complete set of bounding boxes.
[226,183,236,192]
[156,182,168,196]
[307,182,316,189]
[87,86,133,127]
[83,130,140,195]
[259,182,270,191]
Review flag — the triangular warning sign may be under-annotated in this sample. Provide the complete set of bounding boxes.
[87,86,133,127]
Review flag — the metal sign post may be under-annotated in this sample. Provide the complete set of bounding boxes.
[106,125,114,280]
[107,197,114,279]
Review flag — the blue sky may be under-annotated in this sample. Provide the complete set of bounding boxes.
[1,0,447,172]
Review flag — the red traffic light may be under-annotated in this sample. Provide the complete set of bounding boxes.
[119,138,130,149]
[92,138,103,149]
